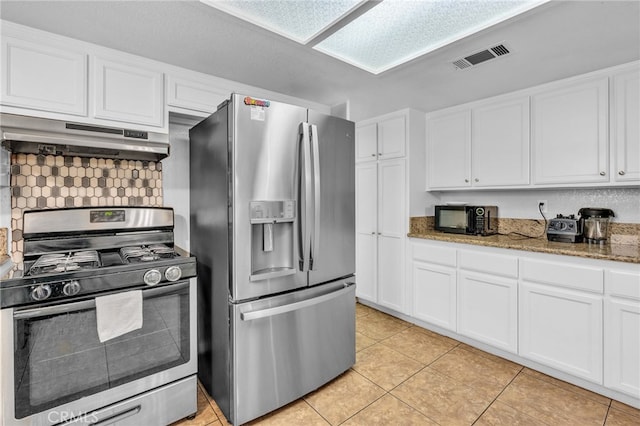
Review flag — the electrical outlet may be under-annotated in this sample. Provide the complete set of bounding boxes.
[538,200,548,213]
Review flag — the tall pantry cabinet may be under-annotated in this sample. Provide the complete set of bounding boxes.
[355,109,425,314]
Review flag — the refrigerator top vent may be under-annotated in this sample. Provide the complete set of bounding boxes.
[452,43,512,70]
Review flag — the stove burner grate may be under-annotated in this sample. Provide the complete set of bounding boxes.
[120,244,177,263]
[29,251,101,276]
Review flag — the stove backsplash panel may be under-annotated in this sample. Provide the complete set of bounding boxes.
[10,153,163,262]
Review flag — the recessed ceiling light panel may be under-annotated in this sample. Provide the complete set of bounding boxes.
[314,0,548,74]
[200,0,366,44]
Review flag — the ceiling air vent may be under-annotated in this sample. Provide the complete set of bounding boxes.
[452,43,511,70]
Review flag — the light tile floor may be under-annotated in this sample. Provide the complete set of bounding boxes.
[173,303,640,426]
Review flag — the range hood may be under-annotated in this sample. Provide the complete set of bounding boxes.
[0,113,170,161]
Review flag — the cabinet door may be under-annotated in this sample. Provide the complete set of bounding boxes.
[355,233,377,302]
[378,159,405,237]
[472,96,530,187]
[427,110,471,189]
[355,122,377,162]
[1,37,87,116]
[378,235,405,312]
[376,159,406,312]
[612,67,640,182]
[604,296,640,397]
[532,77,609,184]
[412,261,456,330]
[377,115,405,159]
[458,271,518,353]
[166,75,228,114]
[355,163,377,302]
[519,281,603,383]
[93,56,164,127]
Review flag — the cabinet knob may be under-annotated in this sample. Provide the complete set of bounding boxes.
[371,232,376,235]
[464,179,469,183]
[371,153,376,157]
[378,232,382,235]
[619,170,625,176]
[474,178,479,182]
[600,171,606,176]
[378,153,382,156]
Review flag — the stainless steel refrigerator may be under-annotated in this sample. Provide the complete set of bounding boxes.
[190,94,356,425]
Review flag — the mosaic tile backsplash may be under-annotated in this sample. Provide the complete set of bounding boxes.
[10,153,163,262]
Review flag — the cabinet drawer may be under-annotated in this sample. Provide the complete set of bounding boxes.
[412,242,456,266]
[606,270,640,300]
[521,259,603,293]
[459,250,518,278]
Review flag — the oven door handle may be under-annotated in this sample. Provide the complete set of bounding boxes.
[13,282,189,320]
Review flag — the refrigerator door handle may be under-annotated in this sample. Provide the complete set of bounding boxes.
[310,124,321,270]
[240,282,354,321]
[298,122,312,272]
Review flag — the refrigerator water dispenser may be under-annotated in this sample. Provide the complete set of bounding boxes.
[249,200,296,281]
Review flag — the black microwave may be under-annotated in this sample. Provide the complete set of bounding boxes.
[434,205,498,236]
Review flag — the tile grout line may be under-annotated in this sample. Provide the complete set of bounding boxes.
[469,366,526,425]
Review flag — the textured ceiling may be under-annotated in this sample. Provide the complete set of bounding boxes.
[1,0,639,121]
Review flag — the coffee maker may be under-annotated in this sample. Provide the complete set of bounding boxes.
[578,207,615,244]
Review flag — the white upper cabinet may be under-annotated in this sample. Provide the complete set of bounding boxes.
[92,56,164,128]
[426,61,639,190]
[355,122,378,161]
[532,76,609,185]
[611,65,640,182]
[427,96,529,190]
[166,74,228,114]
[377,115,406,159]
[472,95,530,187]
[1,36,87,116]
[427,109,471,189]
[355,114,405,162]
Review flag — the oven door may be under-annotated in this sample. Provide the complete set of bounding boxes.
[0,278,197,426]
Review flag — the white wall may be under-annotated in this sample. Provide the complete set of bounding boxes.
[426,188,640,223]
[164,113,202,252]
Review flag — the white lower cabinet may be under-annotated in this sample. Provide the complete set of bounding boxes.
[378,235,405,312]
[458,271,518,353]
[457,250,519,353]
[407,239,640,406]
[411,241,457,330]
[355,158,407,313]
[604,270,640,398]
[412,261,457,330]
[519,258,604,384]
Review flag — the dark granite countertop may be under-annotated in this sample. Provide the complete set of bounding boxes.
[408,231,640,264]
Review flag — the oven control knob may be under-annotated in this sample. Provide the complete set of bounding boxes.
[31,284,52,301]
[164,266,182,282]
[63,280,81,296]
[144,269,162,286]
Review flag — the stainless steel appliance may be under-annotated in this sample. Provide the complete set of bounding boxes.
[547,214,583,243]
[190,94,356,425]
[1,113,170,161]
[435,205,498,235]
[0,207,197,426]
[579,207,615,244]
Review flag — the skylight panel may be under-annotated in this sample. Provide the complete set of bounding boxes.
[200,0,366,44]
[314,0,548,74]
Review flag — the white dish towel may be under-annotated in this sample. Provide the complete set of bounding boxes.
[95,290,143,343]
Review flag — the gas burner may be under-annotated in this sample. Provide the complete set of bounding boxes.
[28,251,101,276]
[120,244,177,263]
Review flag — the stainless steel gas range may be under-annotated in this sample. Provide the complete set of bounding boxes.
[0,207,197,426]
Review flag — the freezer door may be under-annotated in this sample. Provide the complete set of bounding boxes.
[231,280,355,425]
[232,94,308,301]
[307,111,356,286]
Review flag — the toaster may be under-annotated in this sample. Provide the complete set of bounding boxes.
[547,214,583,243]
